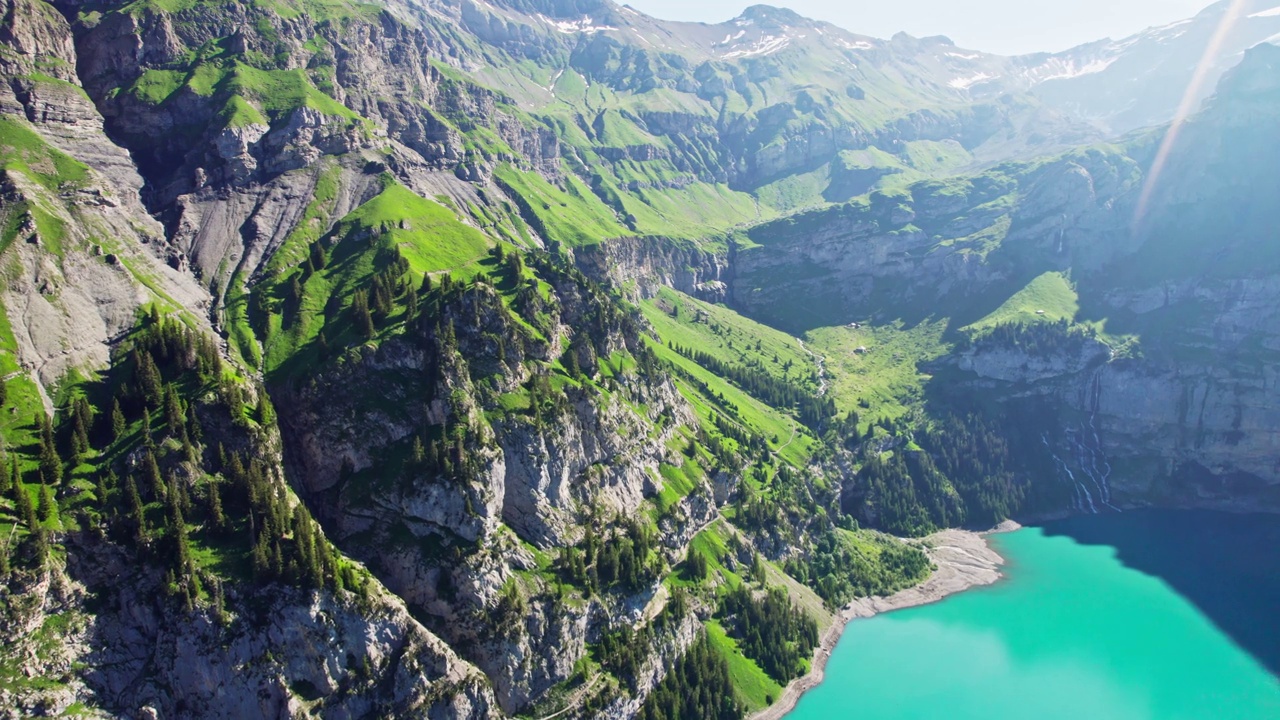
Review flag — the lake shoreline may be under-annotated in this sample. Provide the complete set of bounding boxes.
[750,521,1019,720]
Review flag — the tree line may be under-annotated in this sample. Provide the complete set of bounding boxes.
[668,343,835,429]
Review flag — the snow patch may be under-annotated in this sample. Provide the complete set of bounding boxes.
[1029,56,1120,83]
[948,72,996,90]
[837,39,874,51]
[715,30,747,46]
[721,34,791,59]
[539,14,617,34]
[945,52,981,60]
[1249,5,1280,18]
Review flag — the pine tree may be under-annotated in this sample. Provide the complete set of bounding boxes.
[309,242,327,270]
[207,477,225,531]
[71,397,92,455]
[352,290,375,340]
[562,347,579,378]
[96,470,115,510]
[14,473,37,530]
[255,391,275,426]
[142,450,165,502]
[141,407,155,449]
[164,385,184,437]
[123,475,146,540]
[138,351,163,408]
[111,397,126,441]
[410,436,425,466]
[186,402,203,443]
[37,482,56,523]
[404,284,418,325]
[38,415,62,485]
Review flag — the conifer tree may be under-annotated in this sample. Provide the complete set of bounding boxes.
[186,402,202,444]
[309,242,327,270]
[138,351,163,408]
[38,415,62,485]
[123,475,146,540]
[352,290,375,340]
[97,470,115,511]
[142,450,165,502]
[37,482,56,523]
[255,391,275,426]
[111,397,126,441]
[164,385,184,437]
[207,477,225,531]
[14,471,37,531]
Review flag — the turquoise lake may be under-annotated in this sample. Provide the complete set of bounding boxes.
[787,510,1280,720]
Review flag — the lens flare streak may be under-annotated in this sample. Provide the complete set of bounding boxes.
[1133,0,1250,230]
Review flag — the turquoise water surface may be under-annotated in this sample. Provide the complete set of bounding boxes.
[787,511,1280,720]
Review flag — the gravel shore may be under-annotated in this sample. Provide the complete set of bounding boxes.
[749,521,1019,720]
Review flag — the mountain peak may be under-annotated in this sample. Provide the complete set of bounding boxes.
[736,5,807,27]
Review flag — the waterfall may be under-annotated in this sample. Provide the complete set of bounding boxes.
[1044,433,1096,514]
[1080,364,1122,511]
[1042,362,1120,515]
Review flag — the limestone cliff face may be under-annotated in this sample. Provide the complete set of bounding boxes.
[720,47,1280,511]
[0,0,209,408]
[0,536,497,719]
[573,236,731,303]
[730,147,1141,330]
[60,0,561,297]
[276,276,715,713]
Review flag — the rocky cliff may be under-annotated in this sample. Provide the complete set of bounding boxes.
[724,44,1280,514]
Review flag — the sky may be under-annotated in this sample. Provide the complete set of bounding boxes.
[622,0,1214,55]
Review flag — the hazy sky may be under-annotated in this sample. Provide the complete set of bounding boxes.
[623,0,1214,55]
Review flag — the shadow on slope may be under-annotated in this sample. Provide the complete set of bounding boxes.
[1039,509,1280,677]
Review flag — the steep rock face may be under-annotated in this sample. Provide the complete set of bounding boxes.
[0,0,209,407]
[1089,359,1280,509]
[729,47,1280,510]
[0,555,96,718]
[573,236,730,303]
[730,149,1141,330]
[276,274,712,713]
[171,161,383,297]
[595,609,704,720]
[59,1,561,295]
[0,538,500,720]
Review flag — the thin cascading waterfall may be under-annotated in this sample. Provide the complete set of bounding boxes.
[1079,364,1121,511]
[1043,433,1096,514]
[1069,428,1113,513]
